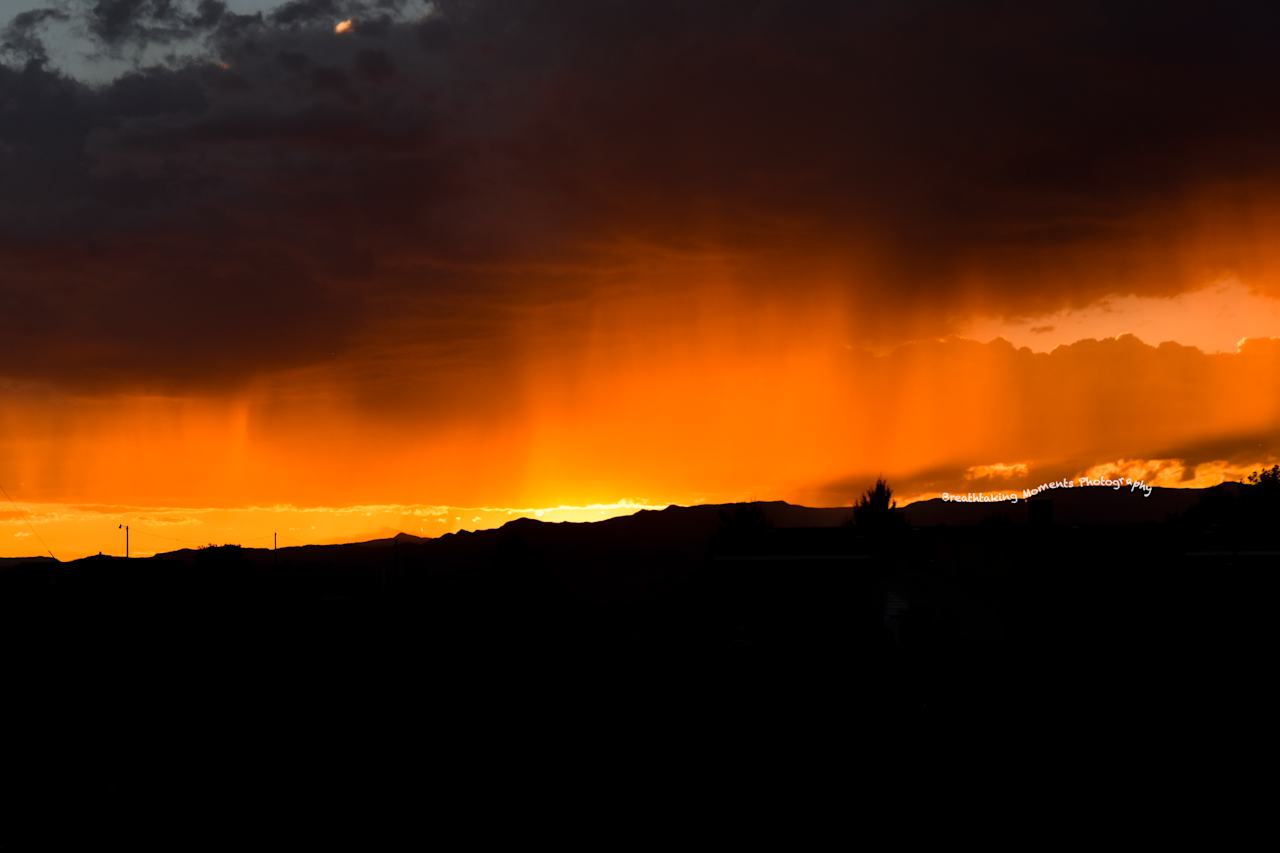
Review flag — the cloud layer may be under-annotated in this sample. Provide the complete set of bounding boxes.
[5,0,1280,391]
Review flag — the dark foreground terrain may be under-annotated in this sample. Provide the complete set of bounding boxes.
[2,484,1278,824]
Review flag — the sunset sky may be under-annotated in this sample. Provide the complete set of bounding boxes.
[3,0,1280,558]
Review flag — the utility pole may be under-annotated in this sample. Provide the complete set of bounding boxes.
[118,524,129,559]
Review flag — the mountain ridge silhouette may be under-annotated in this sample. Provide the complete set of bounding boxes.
[0,481,1250,564]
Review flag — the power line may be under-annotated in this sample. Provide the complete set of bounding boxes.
[0,482,57,561]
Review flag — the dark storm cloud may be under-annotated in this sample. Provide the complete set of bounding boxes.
[269,0,344,27]
[87,0,206,48]
[4,0,1280,389]
[192,1,226,29]
[1149,426,1280,470]
[1,8,70,66]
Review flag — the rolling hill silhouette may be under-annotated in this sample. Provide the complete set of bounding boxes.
[0,484,1247,571]
[3,480,1276,779]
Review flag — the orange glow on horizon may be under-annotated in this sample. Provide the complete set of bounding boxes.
[0,500,668,561]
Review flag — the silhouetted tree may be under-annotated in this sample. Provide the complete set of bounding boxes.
[1245,464,1280,521]
[1247,464,1280,492]
[854,478,896,525]
[852,479,907,547]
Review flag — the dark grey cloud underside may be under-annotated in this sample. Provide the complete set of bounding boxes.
[4,1,1280,388]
